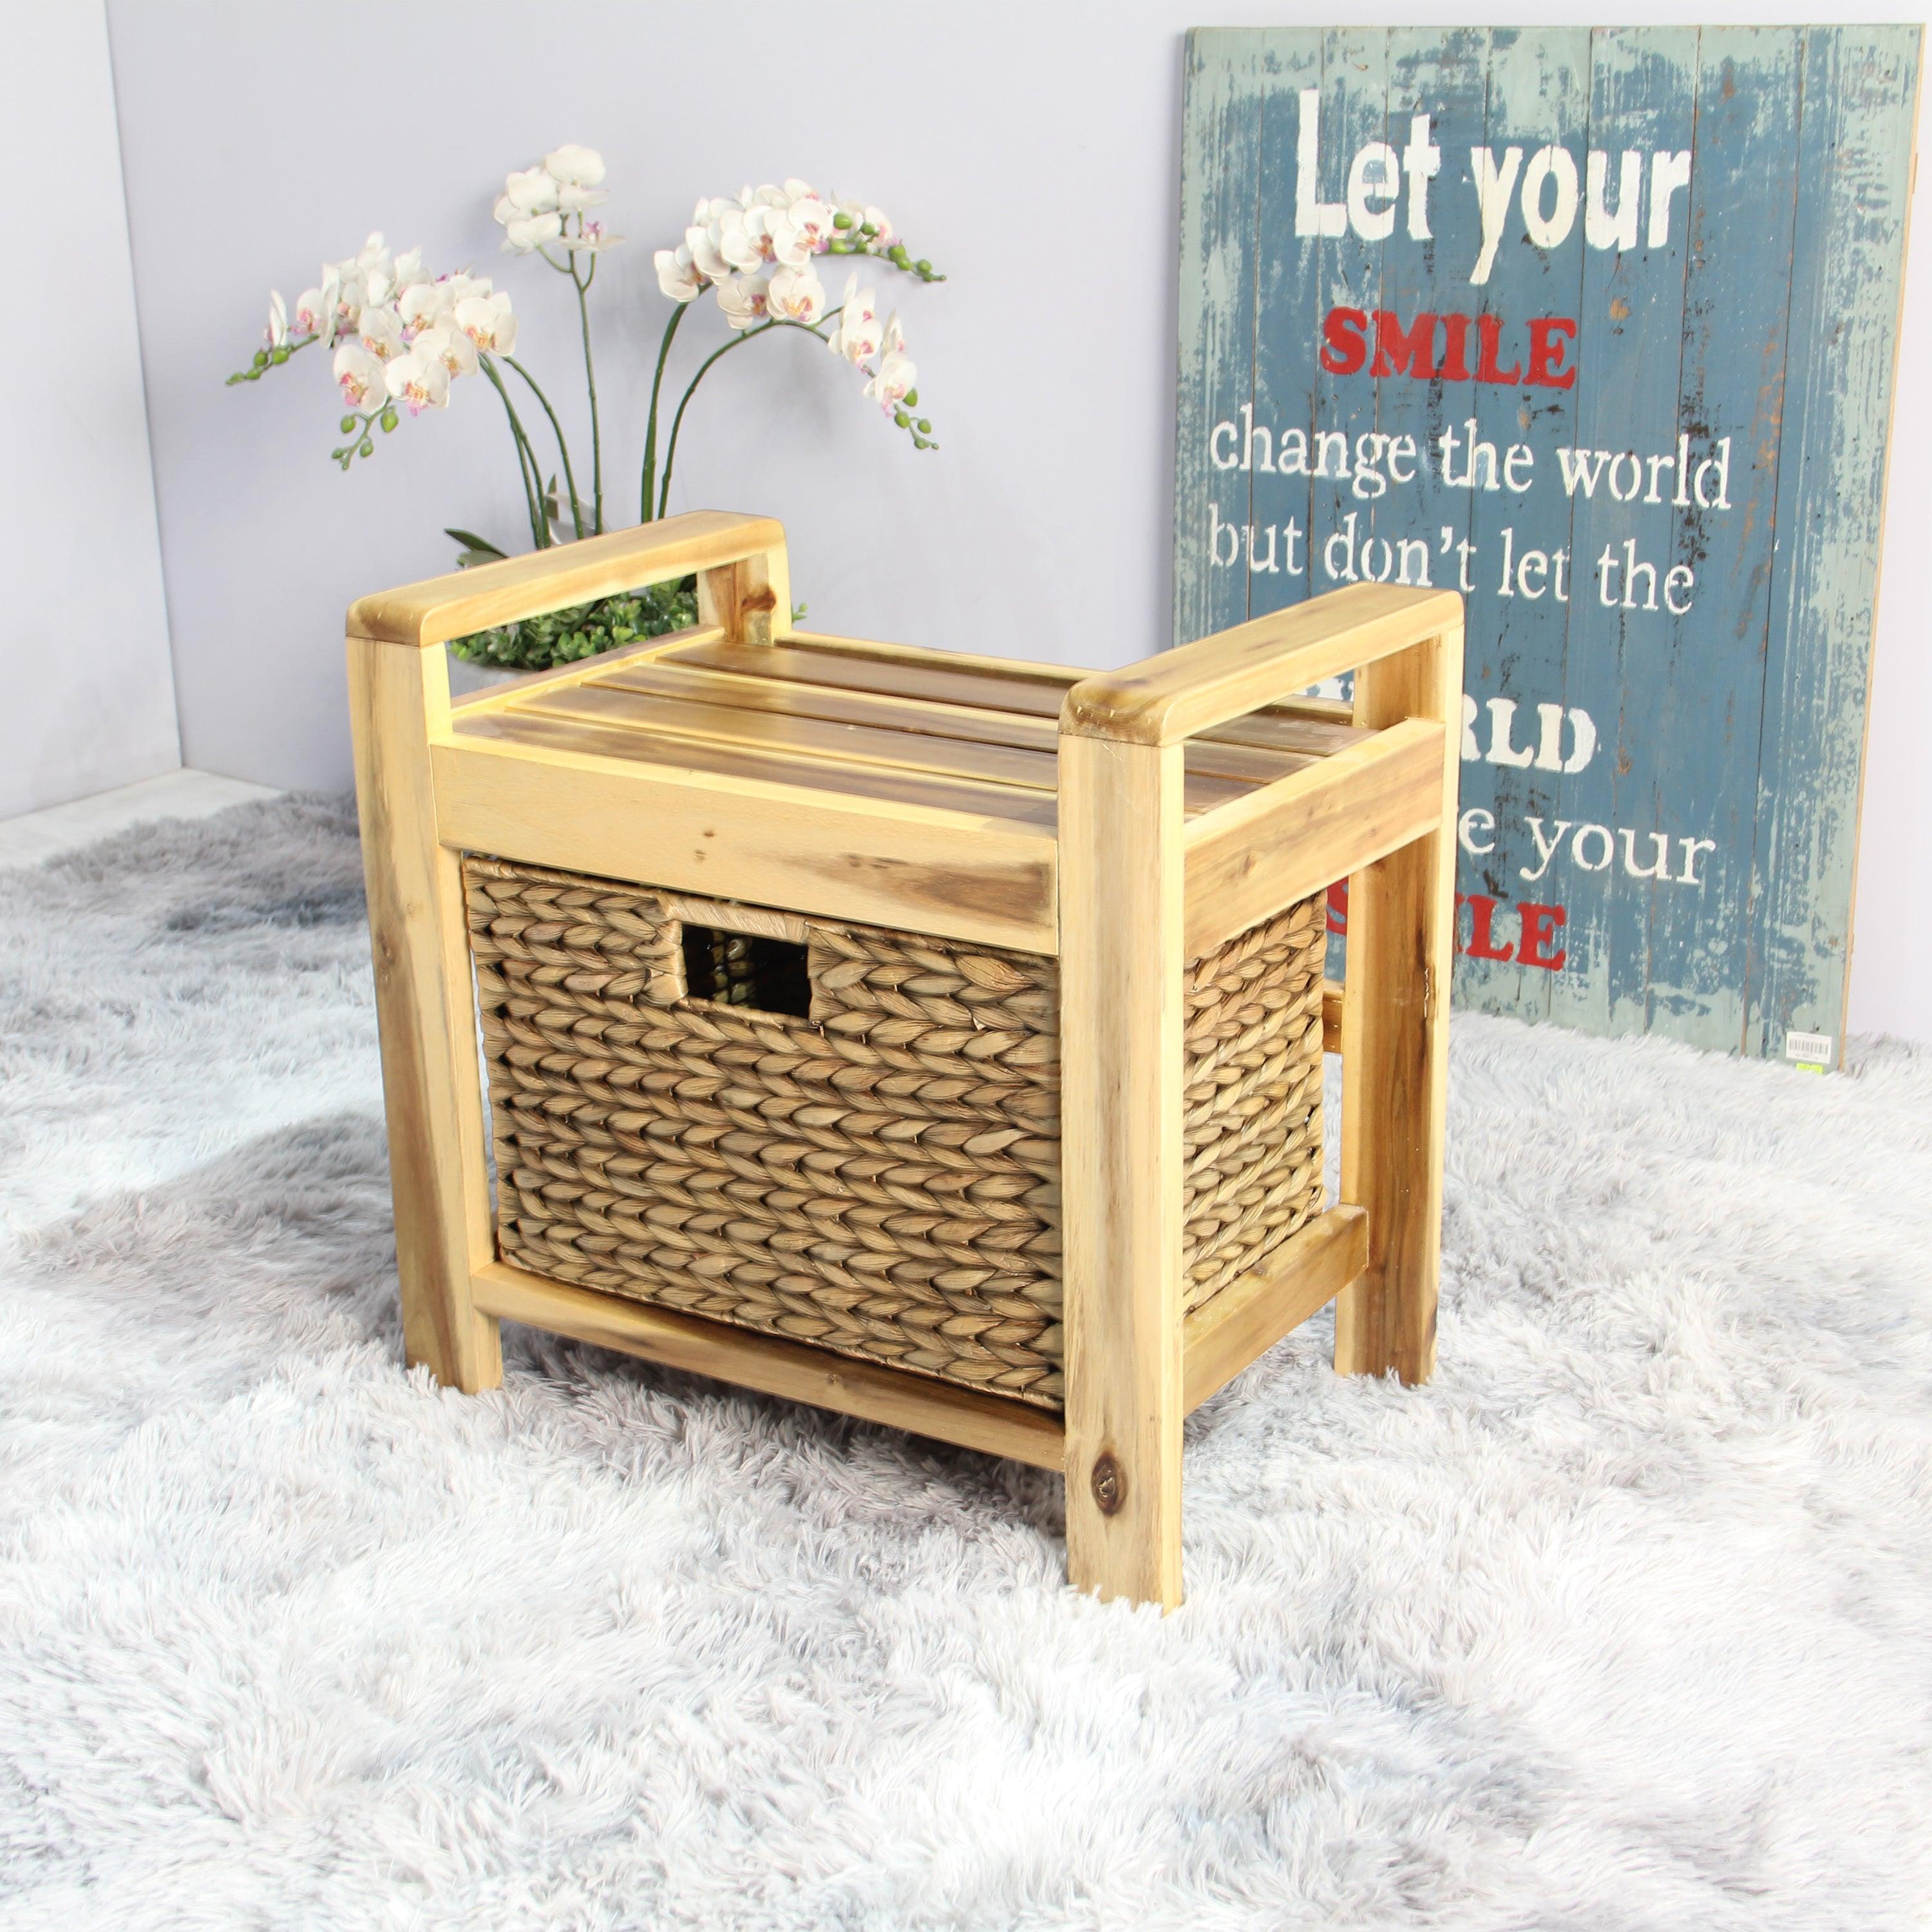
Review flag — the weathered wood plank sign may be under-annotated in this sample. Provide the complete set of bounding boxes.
[1175,26,1920,1064]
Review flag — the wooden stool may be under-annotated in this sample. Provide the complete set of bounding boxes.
[347,512,1461,1609]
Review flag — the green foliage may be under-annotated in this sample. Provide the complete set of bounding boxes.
[449,578,701,670]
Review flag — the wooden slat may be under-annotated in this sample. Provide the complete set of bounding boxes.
[670,634,1363,750]
[1184,718,1446,959]
[471,1260,1066,1470]
[348,511,786,649]
[457,706,1061,826]
[1063,583,1462,747]
[447,625,726,715]
[1059,732,1186,1610]
[430,732,1060,954]
[595,658,1327,787]
[1182,1206,1368,1411]
[512,678,1261,813]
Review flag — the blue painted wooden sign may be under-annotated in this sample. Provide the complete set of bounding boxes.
[1175,26,1920,1065]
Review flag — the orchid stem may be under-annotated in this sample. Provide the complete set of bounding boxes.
[656,315,833,521]
[639,302,688,525]
[480,355,547,549]
[505,355,586,540]
[570,259,603,533]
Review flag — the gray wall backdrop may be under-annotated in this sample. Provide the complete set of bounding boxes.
[105,0,1931,1042]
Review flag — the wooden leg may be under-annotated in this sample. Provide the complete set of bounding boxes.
[1057,731,1186,1609]
[1334,625,1461,1383]
[346,632,502,1392]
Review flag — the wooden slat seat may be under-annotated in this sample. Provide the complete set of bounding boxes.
[451,627,1370,829]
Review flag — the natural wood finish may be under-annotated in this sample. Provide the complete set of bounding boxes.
[1182,717,1447,960]
[456,703,1066,823]
[446,625,725,716]
[347,511,787,649]
[498,679,1258,813]
[1334,622,1463,1385]
[667,634,1364,750]
[430,731,1061,954]
[596,657,1322,787]
[345,633,502,1392]
[1182,1206,1367,1410]
[344,512,1464,1611]
[698,540,788,650]
[1062,582,1463,746]
[1059,732,1186,1609]
[471,1260,1066,1470]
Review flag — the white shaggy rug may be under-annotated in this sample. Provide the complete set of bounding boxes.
[2,795,1929,1931]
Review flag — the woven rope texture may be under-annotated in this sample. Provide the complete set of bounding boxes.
[463,857,1323,1410]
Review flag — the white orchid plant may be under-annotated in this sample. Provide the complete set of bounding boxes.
[229,148,942,664]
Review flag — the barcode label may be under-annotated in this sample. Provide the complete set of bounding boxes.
[1785,1030,1833,1066]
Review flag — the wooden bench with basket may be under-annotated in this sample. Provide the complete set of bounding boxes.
[347,511,1461,1609]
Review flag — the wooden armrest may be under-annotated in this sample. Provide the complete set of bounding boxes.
[346,510,787,649]
[1061,582,1462,746]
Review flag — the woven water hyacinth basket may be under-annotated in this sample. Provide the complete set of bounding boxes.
[462,856,1325,1411]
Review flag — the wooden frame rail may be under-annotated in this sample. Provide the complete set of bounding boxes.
[1054,580,1461,1607]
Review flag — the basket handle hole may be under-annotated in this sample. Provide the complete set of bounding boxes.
[679,923,813,1019]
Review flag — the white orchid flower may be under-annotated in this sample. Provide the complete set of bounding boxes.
[717,208,773,273]
[747,182,790,209]
[654,244,703,302]
[292,274,337,341]
[357,303,404,361]
[439,272,490,307]
[766,265,827,325]
[772,196,834,266]
[782,177,818,203]
[502,210,563,253]
[864,347,916,413]
[417,324,478,380]
[332,343,388,412]
[265,290,289,348]
[567,220,623,253]
[828,277,881,364]
[453,289,517,355]
[500,167,560,216]
[557,182,609,214]
[398,281,452,339]
[693,195,738,225]
[354,234,395,305]
[385,341,451,415]
[686,222,732,282]
[862,205,896,246]
[544,144,605,189]
[715,272,770,330]
[390,245,426,294]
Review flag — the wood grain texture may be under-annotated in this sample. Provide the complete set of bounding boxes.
[501,679,1267,811]
[1183,716,1446,960]
[595,657,1327,786]
[470,1261,1067,1470]
[1183,1204,1368,1410]
[345,633,501,1392]
[1747,28,1922,1061]
[1176,27,1922,1065]
[347,511,786,649]
[1333,627,1462,1383]
[1064,583,1461,745]
[1058,734,1187,1609]
[430,732,1061,954]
